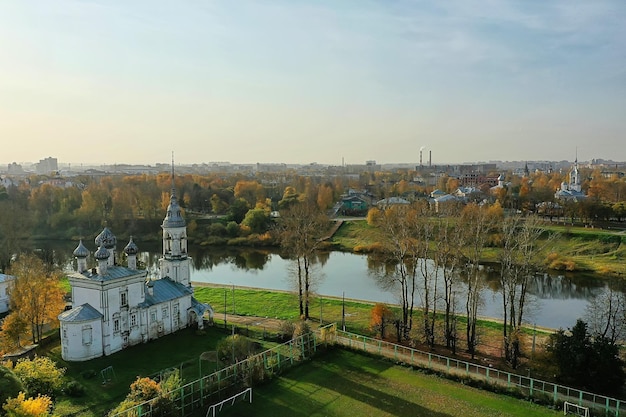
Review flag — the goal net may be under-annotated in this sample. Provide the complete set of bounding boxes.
[564,401,590,417]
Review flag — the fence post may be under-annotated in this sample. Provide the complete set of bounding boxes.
[428,353,432,369]
[290,341,294,365]
[529,378,534,398]
[553,384,558,404]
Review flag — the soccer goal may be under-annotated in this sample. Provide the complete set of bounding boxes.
[206,387,252,417]
[564,401,590,417]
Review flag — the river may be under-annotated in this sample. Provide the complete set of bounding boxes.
[47,240,615,330]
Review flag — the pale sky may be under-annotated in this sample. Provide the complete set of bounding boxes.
[1,1,624,166]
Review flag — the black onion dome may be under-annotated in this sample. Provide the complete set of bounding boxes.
[95,227,117,249]
[124,236,139,255]
[73,240,89,258]
[94,244,109,261]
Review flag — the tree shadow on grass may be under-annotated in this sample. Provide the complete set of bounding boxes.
[219,350,454,417]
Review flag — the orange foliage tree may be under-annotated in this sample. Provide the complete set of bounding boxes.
[370,303,394,339]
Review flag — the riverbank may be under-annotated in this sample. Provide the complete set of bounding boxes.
[329,219,626,277]
[192,283,553,370]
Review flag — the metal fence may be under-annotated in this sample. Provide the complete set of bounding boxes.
[334,330,623,417]
[108,324,336,417]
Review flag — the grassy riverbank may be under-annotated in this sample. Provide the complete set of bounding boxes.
[193,284,551,363]
[329,220,626,276]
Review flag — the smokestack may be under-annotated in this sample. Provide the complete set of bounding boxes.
[420,150,423,167]
[429,151,432,167]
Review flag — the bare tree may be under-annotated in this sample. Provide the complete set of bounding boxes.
[585,286,626,343]
[370,204,419,340]
[499,214,550,368]
[434,214,464,353]
[459,203,497,358]
[278,201,328,319]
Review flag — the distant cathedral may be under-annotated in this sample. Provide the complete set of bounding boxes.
[555,158,586,201]
[58,167,212,361]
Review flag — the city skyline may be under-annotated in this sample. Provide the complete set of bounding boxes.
[1,1,624,165]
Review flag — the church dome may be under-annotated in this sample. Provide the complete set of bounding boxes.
[94,244,109,261]
[73,240,89,258]
[124,236,139,255]
[162,193,186,228]
[95,227,117,249]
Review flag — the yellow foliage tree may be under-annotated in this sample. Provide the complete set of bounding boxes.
[7,255,65,344]
[3,392,52,417]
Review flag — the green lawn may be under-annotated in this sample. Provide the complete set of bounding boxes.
[47,326,248,417]
[217,349,561,417]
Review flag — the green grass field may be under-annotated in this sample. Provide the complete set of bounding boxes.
[46,326,263,417]
[217,349,561,417]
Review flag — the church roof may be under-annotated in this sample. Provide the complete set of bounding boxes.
[190,297,210,316]
[73,240,90,258]
[95,227,117,249]
[139,278,193,307]
[70,265,147,282]
[0,274,15,284]
[58,303,103,322]
[162,191,186,228]
[124,236,139,255]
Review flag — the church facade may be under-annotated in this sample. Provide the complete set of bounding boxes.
[555,159,587,201]
[58,179,211,361]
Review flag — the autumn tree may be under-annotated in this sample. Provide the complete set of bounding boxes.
[3,392,53,417]
[234,180,265,208]
[109,371,181,417]
[13,356,65,397]
[7,254,65,344]
[1,312,29,351]
[370,303,394,339]
[278,201,328,319]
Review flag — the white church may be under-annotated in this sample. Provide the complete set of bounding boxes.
[555,158,587,201]
[58,177,211,361]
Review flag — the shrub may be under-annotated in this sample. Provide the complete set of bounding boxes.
[13,356,65,397]
[277,321,296,341]
[63,380,86,397]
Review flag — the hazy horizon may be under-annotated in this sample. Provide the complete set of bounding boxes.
[1,1,624,166]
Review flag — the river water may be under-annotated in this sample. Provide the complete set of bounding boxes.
[49,240,615,330]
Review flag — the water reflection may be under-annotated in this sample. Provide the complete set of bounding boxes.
[43,240,617,329]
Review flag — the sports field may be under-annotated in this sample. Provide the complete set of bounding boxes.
[218,349,561,417]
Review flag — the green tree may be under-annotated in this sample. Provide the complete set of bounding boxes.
[241,208,271,234]
[227,198,250,223]
[546,319,625,396]
[0,366,24,409]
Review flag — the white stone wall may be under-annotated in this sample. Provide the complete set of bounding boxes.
[61,319,103,361]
